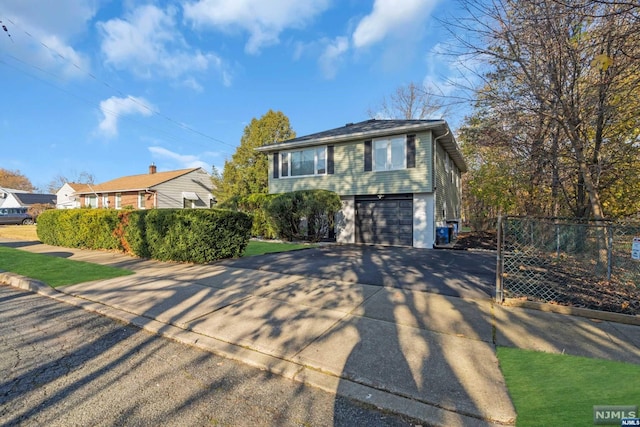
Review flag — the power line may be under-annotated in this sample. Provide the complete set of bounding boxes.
[0,16,238,152]
[0,54,234,158]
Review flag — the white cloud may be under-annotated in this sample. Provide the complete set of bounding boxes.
[1,0,96,79]
[98,96,154,137]
[182,0,331,54]
[318,37,349,79]
[98,4,229,85]
[352,0,439,49]
[148,146,210,170]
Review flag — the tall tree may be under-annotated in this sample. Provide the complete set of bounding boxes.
[214,110,295,203]
[368,81,450,120]
[0,168,35,192]
[455,0,640,219]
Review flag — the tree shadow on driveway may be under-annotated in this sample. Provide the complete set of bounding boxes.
[220,244,496,299]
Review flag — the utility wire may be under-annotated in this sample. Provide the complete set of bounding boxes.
[0,55,234,157]
[0,16,237,151]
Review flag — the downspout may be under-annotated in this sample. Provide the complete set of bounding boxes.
[144,189,155,208]
[433,128,450,205]
[85,183,100,208]
[432,129,450,247]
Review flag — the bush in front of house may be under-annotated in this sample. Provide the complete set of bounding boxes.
[218,193,278,239]
[37,208,120,250]
[37,208,253,264]
[140,209,253,263]
[265,190,341,242]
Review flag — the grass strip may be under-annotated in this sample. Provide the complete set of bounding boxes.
[497,346,640,426]
[0,246,133,287]
[243,240,315,257]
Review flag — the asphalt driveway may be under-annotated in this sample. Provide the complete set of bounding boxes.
[222,244,496,299]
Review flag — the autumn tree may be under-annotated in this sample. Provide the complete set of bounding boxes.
[0,168,35,192]
[214,110,295,203]
[368,81,450,120]
[454,0,640,219]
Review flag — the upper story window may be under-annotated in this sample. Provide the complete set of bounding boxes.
[280,146,326,177]
[374,136,406,171]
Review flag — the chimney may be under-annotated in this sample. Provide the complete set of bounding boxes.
[149,163,157,174]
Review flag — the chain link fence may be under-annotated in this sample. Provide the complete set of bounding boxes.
[495,216,640,315]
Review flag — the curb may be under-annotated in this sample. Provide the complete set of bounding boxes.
[1,273,509,427]
[502,298,640,326]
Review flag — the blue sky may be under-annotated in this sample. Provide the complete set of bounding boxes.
[1,0,475,191]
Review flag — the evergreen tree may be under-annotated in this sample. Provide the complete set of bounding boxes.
[214,110,295,203]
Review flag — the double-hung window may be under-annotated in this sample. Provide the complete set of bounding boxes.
[281,146,326,177]
[138,192,146,209]
[85,195,97,208]
[373,137,406,171]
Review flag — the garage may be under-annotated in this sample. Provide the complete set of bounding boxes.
[355,194,413,246]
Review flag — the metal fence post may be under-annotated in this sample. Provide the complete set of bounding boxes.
[607,225,613,281]
[495,215,504,303]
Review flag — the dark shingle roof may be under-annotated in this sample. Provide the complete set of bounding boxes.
[14,193,56,206]
[282,119,445,144]
[257,119,467,172]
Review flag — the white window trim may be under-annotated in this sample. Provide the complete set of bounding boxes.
[115,193,121,209]
[373,136,406,171]
[138,192,146,209]
[85,195,97,208]
[102,195,109,208]
[279,146,327,178]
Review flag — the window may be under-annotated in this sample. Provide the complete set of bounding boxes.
[280,146,327,177]
[85,195,97,208]
[373,137,406,171]
[115,193,121,209]
[138,192,146,209]
[102,195,109,208]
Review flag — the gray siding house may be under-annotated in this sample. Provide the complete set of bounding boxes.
[256,119,466,248]
[70,164,214,210]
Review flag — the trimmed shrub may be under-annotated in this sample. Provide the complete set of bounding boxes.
[37,208,252,264]
[139,209,252,263]
[265,190,341,242]
[301,190,341,242]
[265,191,305,241]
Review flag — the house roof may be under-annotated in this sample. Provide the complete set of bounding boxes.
[73,168,201,194]
[13,193,57,206]
[256,119,467,172]
[0,187,30,194]
[64,182,91,193]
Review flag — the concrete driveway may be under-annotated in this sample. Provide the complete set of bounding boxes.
[221,244,496,299]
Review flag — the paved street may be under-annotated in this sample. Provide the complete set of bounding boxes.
[0,285,422,427]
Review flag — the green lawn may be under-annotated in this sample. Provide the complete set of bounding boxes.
[497,346,640,426]
[0,246,134,288]
[243,240,315,257]
[0,241,314,287]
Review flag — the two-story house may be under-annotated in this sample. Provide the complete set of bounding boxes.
[61,164,215,210]
[256,119,466,248]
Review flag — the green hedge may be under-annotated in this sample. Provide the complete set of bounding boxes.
[36,209,120,250]
[37,208,252,264]
[265,190,341,242]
